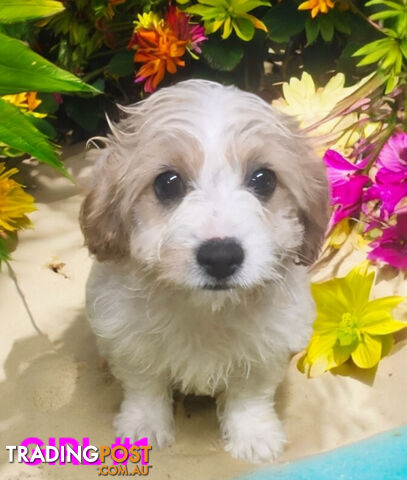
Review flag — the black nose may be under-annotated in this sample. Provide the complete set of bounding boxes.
[196,238,244,280]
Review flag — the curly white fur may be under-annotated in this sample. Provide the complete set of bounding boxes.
[81,80,329,463]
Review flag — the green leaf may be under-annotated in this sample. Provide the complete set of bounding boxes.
[385,73,398,92]
[0,32,100,95]
[319,16,334,42]
[353,38,393,57]
[357,47,392,66]
[305,17,320,45]
[64,97,100,132]
[381,45,400,69]
[0,235,11,266]
[107,51,134,77]
[331,11,351,34]
[26,116,57,139]
[400,39,407,59]
[186,4,214,16]
[201,39,244,71]
[0,98,67,175]
[365,0,403,7]
[236,0,271,12]
[370,10,401,21]
[0,0,64,23]
[263,1,306,43]
[232,17,255,41]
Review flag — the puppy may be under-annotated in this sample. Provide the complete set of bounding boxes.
[80,79,329,463]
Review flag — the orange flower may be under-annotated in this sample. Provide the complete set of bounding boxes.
[298,0,335,17]
[2,92,42,112]
[128,7,206,92]
[133,25,188,93]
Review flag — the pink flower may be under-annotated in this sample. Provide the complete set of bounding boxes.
[167,5,207,54]
[363,132,407,220]
[368,213,407,269]
[376,132,407,184]
[364,182,407,220]
[323,149,371,227]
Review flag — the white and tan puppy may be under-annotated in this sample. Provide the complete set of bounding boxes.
[80,79,329,463]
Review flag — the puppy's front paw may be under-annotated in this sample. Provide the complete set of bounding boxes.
[223,417,286,463]
[113,409,174,449]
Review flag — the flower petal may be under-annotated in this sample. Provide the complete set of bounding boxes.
[332,343,354,368]
[343,261,375,311]
[307,332,338,363]
[351,334,382,368]
[361,312,407,335]
[361,296,405,316]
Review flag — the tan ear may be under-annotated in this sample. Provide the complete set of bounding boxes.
[79,152,129,262]
[298,160,330,266]
[270,111,330,266]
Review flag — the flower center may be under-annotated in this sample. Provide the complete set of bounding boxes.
[337,312,359,346]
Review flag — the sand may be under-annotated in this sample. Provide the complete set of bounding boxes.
[0,145,406,480]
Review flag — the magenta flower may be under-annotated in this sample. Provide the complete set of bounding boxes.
[368,213,407,269]
[364,182,407,220]
[323,149,371,226]
[362,132,407,220]
[376,132,407,184]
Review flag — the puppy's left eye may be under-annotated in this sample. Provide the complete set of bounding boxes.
[154,170,186,203]
[247,168,277,200]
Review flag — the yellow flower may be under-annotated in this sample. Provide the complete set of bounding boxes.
[325,218,351,249]
[273,72,355,128]
[1,92,46,118]
[298,0,335,17]
[134,12,162,31]
[0,163,36,232]
[272,72,376,154]
[298,262,406,377]
[324,219,370,251]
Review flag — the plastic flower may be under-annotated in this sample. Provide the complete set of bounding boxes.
[298,262,406,377]
[324,149,371,227]
[0,163,36,232]
[2,92,46,118]
[128,6,206,92]
[185,0,270,41]
[298,0,335,17]
[368,214,407,269]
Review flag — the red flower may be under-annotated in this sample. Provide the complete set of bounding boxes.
[128,7,206,92]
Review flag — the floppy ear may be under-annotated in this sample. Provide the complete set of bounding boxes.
[297,148,330,266]
[79,150,129,262]
[272,112,330,266]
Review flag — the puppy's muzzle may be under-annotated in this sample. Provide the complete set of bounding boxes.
[196,237,244,281]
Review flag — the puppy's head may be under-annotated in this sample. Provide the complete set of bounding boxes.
[80,80,329,294]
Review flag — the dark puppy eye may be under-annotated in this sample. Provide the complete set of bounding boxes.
[247,168,277,200]
[154,171,185,203]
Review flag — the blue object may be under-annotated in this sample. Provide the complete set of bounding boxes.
[237,426,407,480]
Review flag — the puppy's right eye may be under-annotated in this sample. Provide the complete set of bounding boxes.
[154,171,186,203]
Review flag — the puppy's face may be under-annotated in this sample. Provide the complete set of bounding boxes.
[81,80,329,295]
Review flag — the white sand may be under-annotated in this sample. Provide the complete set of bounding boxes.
[0,146,406,480]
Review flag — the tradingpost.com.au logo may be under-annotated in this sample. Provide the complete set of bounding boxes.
[6,437,152,477]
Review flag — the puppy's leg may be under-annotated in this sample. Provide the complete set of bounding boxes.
[217,364,287,463]
[113,375,174,448]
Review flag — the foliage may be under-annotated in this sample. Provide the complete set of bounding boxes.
[0,2,98,265]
